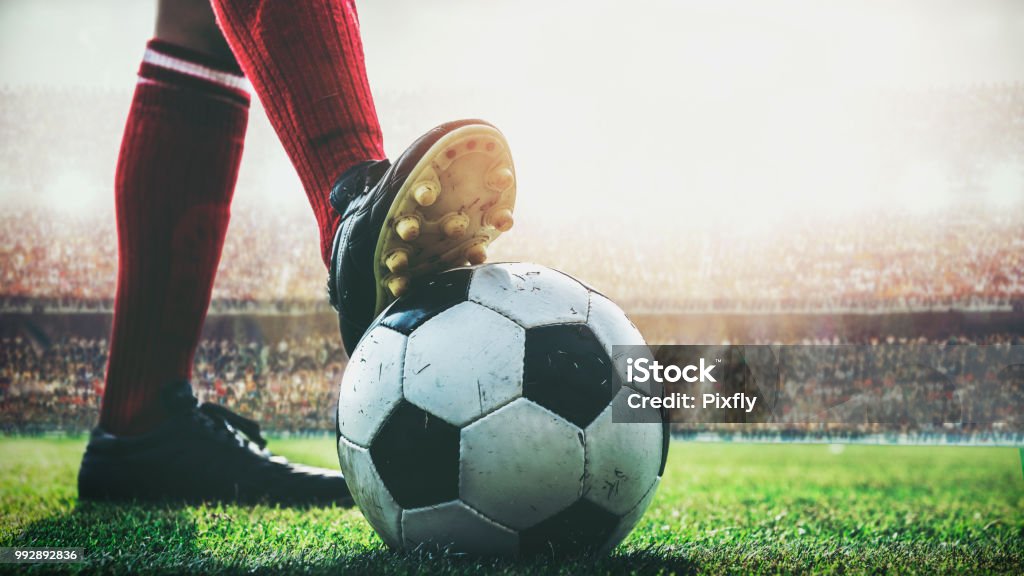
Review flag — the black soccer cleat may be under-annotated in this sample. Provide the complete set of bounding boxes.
[78,381,352,507]
[328,119,516,355]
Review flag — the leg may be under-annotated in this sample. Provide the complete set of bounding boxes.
[99,0,249,436]
[155,0,236,64]
[81,0,352,506]
[210,0,385,265]
[210,0,518,354]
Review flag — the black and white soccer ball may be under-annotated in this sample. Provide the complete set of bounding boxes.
[336,263,666,556]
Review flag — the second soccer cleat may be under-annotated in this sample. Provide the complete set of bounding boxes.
[328,120,517,355]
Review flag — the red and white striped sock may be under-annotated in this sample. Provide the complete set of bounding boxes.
[211,0,386,266]
[99,40,249,436]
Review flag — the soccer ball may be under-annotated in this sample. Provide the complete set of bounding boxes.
[336,263,666,556]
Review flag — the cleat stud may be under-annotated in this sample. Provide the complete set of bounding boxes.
[442,213,471,239]
[384,250,409,273]
[387,276,409,298]
[487,208,514,232]
[395,216,420,241]
[465,243,488,265]
[486,167,514,191]
[412,182,439,206]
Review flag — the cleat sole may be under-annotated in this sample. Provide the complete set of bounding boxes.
[372,124,516,314]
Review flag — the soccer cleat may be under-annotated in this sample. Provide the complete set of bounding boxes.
[394,216,421,241]
[78,381,353,507]
[465,242,488,265]
[384,250,409,273]
[412,182,439,206]
[487,208,515,232]
[441,212,471,239]
[386,276,409,298]
[328,120,517,355]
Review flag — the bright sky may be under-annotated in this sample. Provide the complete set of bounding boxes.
[1,0,1022,225]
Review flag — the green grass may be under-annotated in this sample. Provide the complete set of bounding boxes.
[0,437,1021,575]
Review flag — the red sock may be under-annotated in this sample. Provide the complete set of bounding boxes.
[99,40,250,436]
[210,0,386,266]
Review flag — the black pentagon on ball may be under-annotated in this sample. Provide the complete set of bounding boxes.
[369,400,460,508]
[523,324,614,428]
[659,415,670,476]
[376,268,474,335]
[519,499,620,556]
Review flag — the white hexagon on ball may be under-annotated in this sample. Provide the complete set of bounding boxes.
[582,387,662,515]
[468,263,589,328]
[587,292,646,354]
[603,477,661,554]
[402,500,518,555]
[460,398,585,530]
[587,292,659,397]
[337,436,403,548]
[337,326,407,447]
[404,301,525,427]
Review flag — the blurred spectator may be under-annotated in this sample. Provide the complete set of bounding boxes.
[1,332,1020,439]
[2,83,1023,439]
[2,204,1023,314]
[0,334,345,434]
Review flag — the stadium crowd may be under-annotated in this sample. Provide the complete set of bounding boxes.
[3,84,1024,314]
[1,330,1021,438]
[662,334,1023,427]
[0,334,346,434]
[1,84,1022,438]
[3,205,1023,315]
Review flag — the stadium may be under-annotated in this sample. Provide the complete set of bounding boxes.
[1,0,1023,573]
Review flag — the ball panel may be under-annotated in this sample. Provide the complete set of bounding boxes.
[337,326,406,447]
[377,268,474,335]
[460,398,585,531]
[587,292,646,351]
[370,401,460,509]
[337,436,403,549]
[468,263,588,328]
[404,301,525,427]
[518,499,620,556]
[402,500,519,555]
[659,418,670,477]
[601,477,660,554]
[523,324,614,428]
[587,292,660,397]
[582,388,661,515]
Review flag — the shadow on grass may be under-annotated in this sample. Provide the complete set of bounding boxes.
[8,501,206,574]
[10,504,697,575]
[283,545,700,576]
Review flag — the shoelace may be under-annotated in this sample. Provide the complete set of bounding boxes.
[198,402,268,451]
[328,159,392,213]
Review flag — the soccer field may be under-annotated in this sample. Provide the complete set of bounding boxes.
[0,437,1021,575]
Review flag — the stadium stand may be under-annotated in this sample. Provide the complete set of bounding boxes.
[1,84,1022,435]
